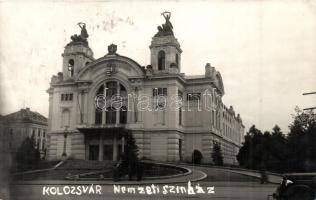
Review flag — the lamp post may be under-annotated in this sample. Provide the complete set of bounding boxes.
[62,126,69,158]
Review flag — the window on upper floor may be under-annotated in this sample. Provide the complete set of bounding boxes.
[96,84,104,96]
[120,106,127,124]
[106,107,116,124]
[95,108,102,125]
[179,107,182,125]
[68,59,74,77]
[175,54,179,67]
[158,50,165,70]
[187,93,201,101]
[61,109,70,128]
[61,93,73,101]
[106,81,117,97]
[153,88,168,96]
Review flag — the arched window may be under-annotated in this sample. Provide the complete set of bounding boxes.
[175,54,179,67]
[179,107,182,125]
[120,106,127,124]
[95,108,102,124]
[96,84,104,95]
[158,50,165,70]
[120,84,127,97]
[61,109,70,127]
[68,59,74,77]
[106,81,117,97]
[106,107,116,124]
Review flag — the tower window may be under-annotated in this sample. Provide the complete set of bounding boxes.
[158,50,165,70]
[175,54,179,67]
[68,59,74,77]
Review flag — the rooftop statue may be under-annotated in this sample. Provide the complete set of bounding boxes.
[155,11,174,37]
[69,22,89,46]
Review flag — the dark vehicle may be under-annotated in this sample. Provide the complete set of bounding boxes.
[272,173,316,200]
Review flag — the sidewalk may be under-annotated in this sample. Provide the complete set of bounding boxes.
[11,168,207,185]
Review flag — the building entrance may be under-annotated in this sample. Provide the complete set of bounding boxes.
[89,145,99,160]
[103,144,113,160]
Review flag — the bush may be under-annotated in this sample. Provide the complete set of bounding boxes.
[192,150,203,164]
[212,142,224,166]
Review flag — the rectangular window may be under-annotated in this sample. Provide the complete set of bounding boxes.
[61,93,73,101]
[69,94,73,101]
[187,93,201,101]
[153,88,167,96]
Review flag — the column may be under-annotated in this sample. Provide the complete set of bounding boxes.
[99,134,103,161]
[121,137,125,153]
[113,136,118,161]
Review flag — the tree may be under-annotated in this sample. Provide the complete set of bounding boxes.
[237,125,264,170]
[212,142,223,166]
[119,130,142,180]
[287,107,316,172]
[16,134,40,171]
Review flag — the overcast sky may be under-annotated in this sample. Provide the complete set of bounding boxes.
[0,1,315,133]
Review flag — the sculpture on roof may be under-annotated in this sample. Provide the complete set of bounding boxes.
[155,11,174,37]
[69,22,89,46]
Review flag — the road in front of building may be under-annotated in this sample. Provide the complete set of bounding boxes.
[9,166,278,200]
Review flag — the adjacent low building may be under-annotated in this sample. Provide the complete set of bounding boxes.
[0,108,48,160]
[46,13,244,164]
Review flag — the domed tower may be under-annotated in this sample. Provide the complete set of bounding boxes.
[62,22,94,79]
[150,12,182,74]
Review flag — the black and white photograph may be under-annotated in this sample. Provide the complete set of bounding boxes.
[0,1,316,200]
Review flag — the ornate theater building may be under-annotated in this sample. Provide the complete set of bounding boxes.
[46,13,244,164]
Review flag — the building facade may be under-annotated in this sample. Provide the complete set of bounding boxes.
[0,108,48,160]
[46,14,244,164]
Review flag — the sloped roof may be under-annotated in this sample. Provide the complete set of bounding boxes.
[3,108,47,125]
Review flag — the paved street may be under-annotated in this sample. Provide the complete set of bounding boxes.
[8,166,279,200]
